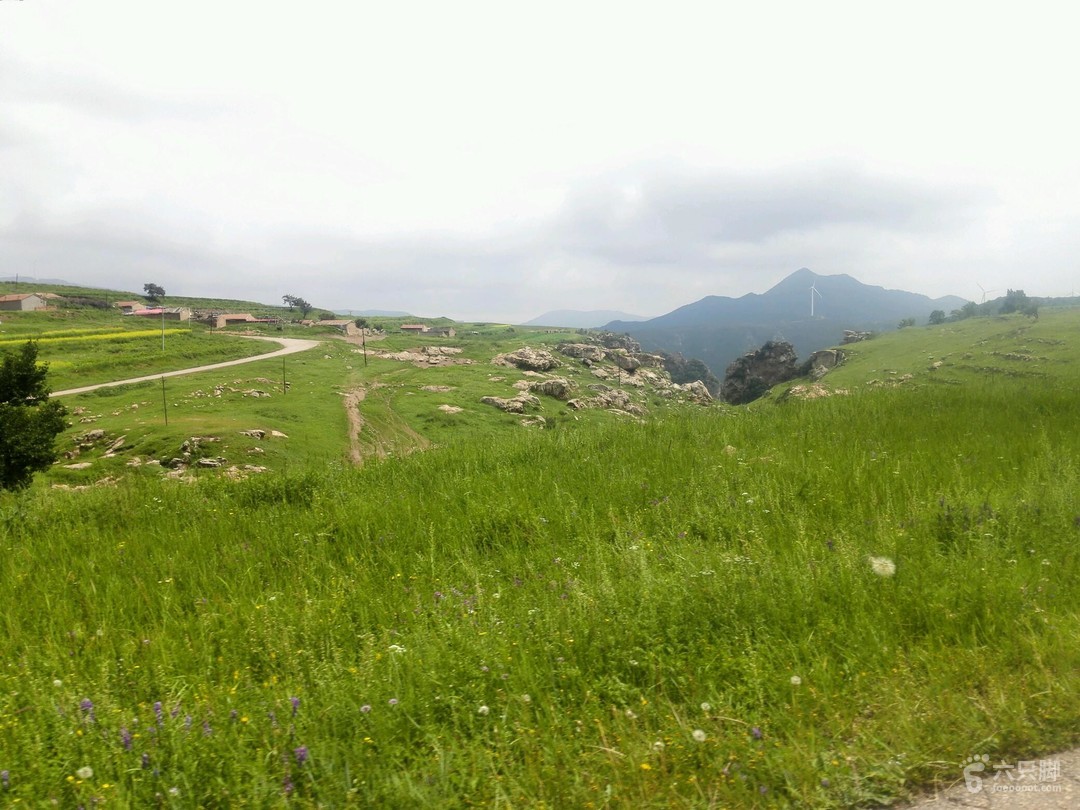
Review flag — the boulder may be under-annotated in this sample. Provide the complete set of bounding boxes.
[673,380,713,403]
[480,394,541,414]
[240,429,267,439]
[492,347,560,371]
[557,343,607,362]
[807,348,844,381]
[609,350,642,372]
[532,378,576,400]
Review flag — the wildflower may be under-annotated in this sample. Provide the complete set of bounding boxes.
[184,715,193,731]
[120,728,133,750]
[478,705,490,716]
[625,709,637,719]
[294,746,309,765]
[153,702,163,722]
[692,729,707,742]
[168,786,180,796]
[229,710,239,722]
[53,679,63,688]
[76,766,93,780]
[360,704,372,713]
[790,675,802,686]
[388,644,406,654]
[652,741,665,751]
[869,556,896,577]
[202,720,213,736]
[141,753,151,770]
[700,702,712,712]
[283,775,294,796]
[521,694,532,703]
[1,770,8,789]
[290,696,301,716]
[388,698,399,706]
[640,762,651,770]
[751,726,763,740]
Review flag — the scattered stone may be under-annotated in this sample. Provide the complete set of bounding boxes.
[520,416,547,428]
[247,447,265,455]
[782,384,849,400]
[609,350,642,372]
[438,404,464,414]
[270,430,289,439]
[82,429,107,443]
[672,380,713,403]
[105,436,127,454]
[421,385,455,393]
[196,457,227,468]
[842,330,874,344]
[64,462,93,470]
[240,429,267,439]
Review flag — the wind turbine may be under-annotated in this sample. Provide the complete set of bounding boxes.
[810,283,822,317]
[976,283,997,304]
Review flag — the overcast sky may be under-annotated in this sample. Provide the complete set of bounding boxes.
[3,1,1078,321]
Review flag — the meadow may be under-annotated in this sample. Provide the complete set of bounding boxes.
[1,305,1079,806]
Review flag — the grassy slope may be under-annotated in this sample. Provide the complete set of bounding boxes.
[1,309,1079,807]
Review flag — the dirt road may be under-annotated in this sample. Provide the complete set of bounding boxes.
[52,336,321,397]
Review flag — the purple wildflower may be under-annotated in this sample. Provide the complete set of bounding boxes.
[1,770,9,789]
[759,785,769,795]
[290,696,300,717]
[388,698,398,706]
[283,775,294,796]
[170,705,181,719]
[229,709,238,722]
[202,720,212,736]
[751,726,763,740]
[294,745,309,765]
[268,710,278,727]
[360,704,371,713]
[184,715,192,731]
[141,753,151,770]
[79,699,95,723]
[120,728,133,751]
[153,702,163,723]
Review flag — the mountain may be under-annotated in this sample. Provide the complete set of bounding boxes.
[606,268,967,376]
[522,310,650,328]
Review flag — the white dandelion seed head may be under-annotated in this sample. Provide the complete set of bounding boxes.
[869,556,897,577]
[53,679,63,688]
[76,766,93,780]
[692,729,707,742]
[388,644,406,654]
[521,694,531,703]
[700,702,712,712]
[790,675,802,686]
[625,709,637,719]
[477,705,490,716]
[652,741,665,751]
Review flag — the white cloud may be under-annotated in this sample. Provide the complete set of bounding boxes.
[2,0,1079,319]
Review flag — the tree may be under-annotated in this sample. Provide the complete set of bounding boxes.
[1000,289,1029,314]
[282,295,313,318]
[0,342,68,491]
[928,310,946,325]
[898,317,916,329]
[143,283,166,304]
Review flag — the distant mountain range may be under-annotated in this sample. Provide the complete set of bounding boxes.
[522,310,650,328]
[605,268,968,376]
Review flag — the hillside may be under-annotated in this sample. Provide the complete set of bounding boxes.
[1,302,1079,807]
[522,309,651,328]
[606,268,967,376]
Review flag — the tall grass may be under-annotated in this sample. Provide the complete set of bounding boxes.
[1,377,1079,806]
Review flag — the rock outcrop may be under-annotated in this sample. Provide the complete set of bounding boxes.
[721,341,801,404]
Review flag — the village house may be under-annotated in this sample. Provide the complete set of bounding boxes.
[400,323,429,334]
[0,293,48,312]
[115,300,142,314]
[134,307,191,321]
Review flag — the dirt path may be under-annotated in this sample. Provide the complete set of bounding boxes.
[52,336,321,397]
[896,747,1079,809]
[343,387,372,466]
[343,384,431,466]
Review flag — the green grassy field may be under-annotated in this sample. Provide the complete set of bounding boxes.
[1,305,1079,807]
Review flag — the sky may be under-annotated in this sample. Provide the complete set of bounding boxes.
[2,1,1079,322]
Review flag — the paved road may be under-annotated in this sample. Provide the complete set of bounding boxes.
[895,748,1078,809]
[52,336,321,397]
